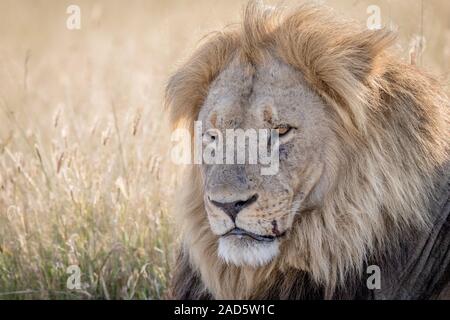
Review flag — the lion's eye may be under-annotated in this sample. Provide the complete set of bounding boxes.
[275,125,293,137]
[203,130,218,144]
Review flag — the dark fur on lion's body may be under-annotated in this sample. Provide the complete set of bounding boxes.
[166,2,450,300]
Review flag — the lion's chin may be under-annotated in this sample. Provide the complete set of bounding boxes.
[218,236,280,267]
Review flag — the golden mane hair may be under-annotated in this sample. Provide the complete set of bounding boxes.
[165,2,450,299]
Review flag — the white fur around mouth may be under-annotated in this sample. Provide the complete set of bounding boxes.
[218,235,280,267]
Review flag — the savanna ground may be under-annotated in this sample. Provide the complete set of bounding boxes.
[0,0,448,299]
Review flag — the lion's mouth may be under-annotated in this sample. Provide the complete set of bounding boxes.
[222,227,284,242]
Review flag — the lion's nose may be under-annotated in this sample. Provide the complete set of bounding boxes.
[209,194,258,222]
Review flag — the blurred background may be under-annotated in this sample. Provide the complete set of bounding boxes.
[0,0,448,299]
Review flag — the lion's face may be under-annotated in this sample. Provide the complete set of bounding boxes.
[198,54,336,267]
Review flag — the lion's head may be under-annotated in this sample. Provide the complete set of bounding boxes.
[166,2,449,299]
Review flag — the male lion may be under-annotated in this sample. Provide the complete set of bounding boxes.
[165,2,450,299]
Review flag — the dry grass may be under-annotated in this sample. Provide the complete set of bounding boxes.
[0,0,448,299]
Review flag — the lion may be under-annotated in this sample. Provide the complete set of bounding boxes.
[165,2,450,299]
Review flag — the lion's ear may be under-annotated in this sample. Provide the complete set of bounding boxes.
[340,28,397,81]
[165,32,239,131]
[277,11,397,131]
[315,28,397,131]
